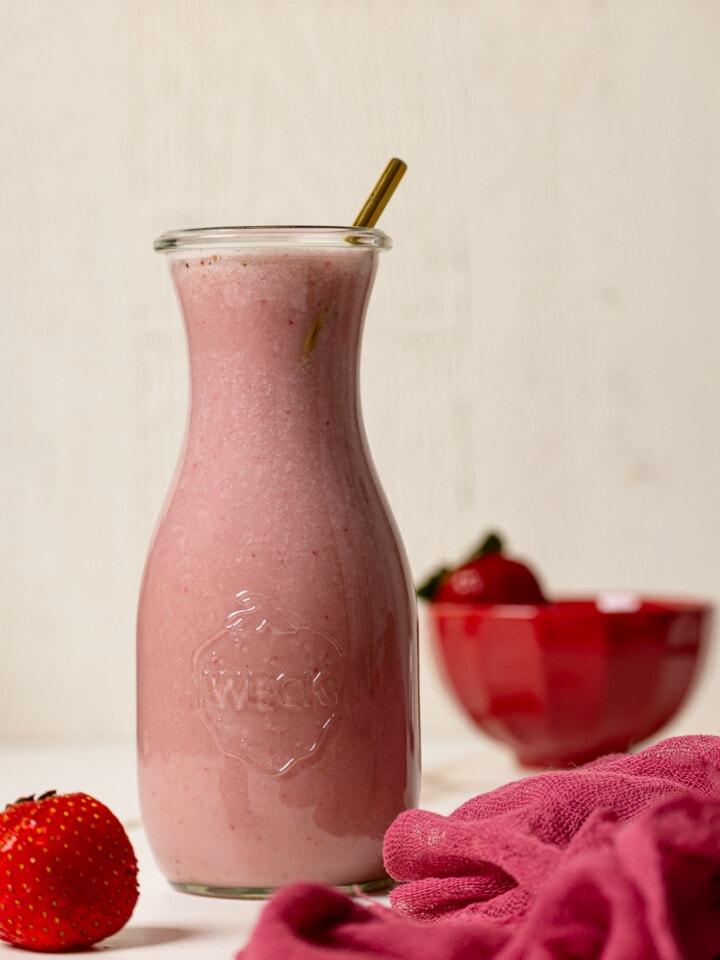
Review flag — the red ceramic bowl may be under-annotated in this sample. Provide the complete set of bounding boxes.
[428,596,712,767]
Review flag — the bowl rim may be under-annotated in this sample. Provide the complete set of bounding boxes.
[426,594,713,621]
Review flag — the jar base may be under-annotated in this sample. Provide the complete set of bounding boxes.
[170,875,393,900]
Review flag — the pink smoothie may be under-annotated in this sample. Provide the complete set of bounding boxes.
[137,230,420,894]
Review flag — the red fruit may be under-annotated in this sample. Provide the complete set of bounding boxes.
[419,532,547,605]
[0,791,139,952]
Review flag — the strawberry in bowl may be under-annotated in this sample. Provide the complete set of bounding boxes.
[418,531,547,605]
[420,533,712,767]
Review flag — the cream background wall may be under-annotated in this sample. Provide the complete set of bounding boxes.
[1,0,719,744]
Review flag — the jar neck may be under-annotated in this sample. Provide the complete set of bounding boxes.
[171,245,378,432]
[174,248,379,469]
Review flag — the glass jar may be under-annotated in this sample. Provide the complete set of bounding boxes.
[137,227,420,897]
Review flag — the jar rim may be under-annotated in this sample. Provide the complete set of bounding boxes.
[153,226,392,253]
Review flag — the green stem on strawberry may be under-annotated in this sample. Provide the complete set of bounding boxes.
[7,790,56,809]
[417,567,449,600]
[468,532,503,560]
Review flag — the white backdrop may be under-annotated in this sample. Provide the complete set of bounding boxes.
[1,0,719,743]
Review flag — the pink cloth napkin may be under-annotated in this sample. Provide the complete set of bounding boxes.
[237,736,720,960]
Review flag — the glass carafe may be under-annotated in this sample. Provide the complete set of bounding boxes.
[137,226,420,897]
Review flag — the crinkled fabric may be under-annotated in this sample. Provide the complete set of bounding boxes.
[237,736,720,960]
[385,734,720,924]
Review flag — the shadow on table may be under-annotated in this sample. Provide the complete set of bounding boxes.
[99,926,196,950]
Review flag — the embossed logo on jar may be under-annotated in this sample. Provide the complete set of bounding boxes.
[193,591,345,775]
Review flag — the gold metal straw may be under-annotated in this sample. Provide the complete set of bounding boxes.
[353,158,407,228]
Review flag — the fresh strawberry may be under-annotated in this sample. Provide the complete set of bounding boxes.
[418,532,547,604]
[0,791,139,952]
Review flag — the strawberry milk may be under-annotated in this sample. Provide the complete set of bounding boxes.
[137,227,420,895]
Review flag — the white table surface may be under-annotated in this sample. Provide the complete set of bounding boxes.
[0,732,521,958]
